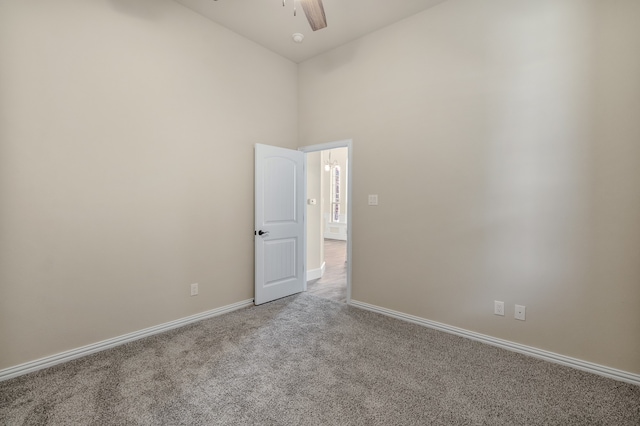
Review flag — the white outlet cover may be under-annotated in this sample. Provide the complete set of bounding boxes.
[368,194,379,206]
[515,304,526,321]
[494,300,504,316]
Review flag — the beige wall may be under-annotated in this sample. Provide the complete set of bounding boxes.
[299,0,640,374]
[0,0,297,369]
[306,151,323,271]
[1,0,638,378]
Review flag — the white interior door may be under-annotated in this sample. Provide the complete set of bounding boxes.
[255,144,305,305]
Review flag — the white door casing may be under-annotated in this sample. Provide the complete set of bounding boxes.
[299,140,353,303]
[254,144,306,305]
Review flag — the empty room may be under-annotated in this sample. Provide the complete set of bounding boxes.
[1,0,639,424]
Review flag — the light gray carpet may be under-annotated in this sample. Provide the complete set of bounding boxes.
[1,293,638,425]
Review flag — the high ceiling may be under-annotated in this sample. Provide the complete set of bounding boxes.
[174,0,448,63]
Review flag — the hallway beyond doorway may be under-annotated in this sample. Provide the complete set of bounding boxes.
[306,239,346,303]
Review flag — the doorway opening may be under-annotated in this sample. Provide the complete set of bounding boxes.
[299,140,352,304]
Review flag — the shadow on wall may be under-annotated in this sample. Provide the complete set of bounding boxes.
[108,0,166,20]
[307,41,360,74]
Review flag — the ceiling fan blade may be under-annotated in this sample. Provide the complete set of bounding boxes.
[300,0,327,31]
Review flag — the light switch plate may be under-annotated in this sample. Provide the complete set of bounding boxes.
[368,194,379,206]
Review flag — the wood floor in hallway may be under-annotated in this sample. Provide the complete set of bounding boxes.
[306,239,347,303]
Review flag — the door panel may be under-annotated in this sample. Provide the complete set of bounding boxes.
[255,144,305,305]
[264,238,297,286]
[264,157,297,223]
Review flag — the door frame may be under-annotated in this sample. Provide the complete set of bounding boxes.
[299,139,353,304]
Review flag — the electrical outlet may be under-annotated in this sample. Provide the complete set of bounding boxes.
[515,304,526,321]
[190,283,198,296]
[494,300,504,316]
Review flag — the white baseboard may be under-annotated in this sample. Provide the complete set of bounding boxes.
[324,233,347,241]
[349,299,640,387]
[0,298,254,382]
[307,262,326,281]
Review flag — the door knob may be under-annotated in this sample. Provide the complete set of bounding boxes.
[258,230,269,236]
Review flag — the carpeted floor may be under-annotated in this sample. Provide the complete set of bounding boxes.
[1,293,638,425]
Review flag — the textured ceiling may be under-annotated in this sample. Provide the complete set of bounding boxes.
[174,0,448,63]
